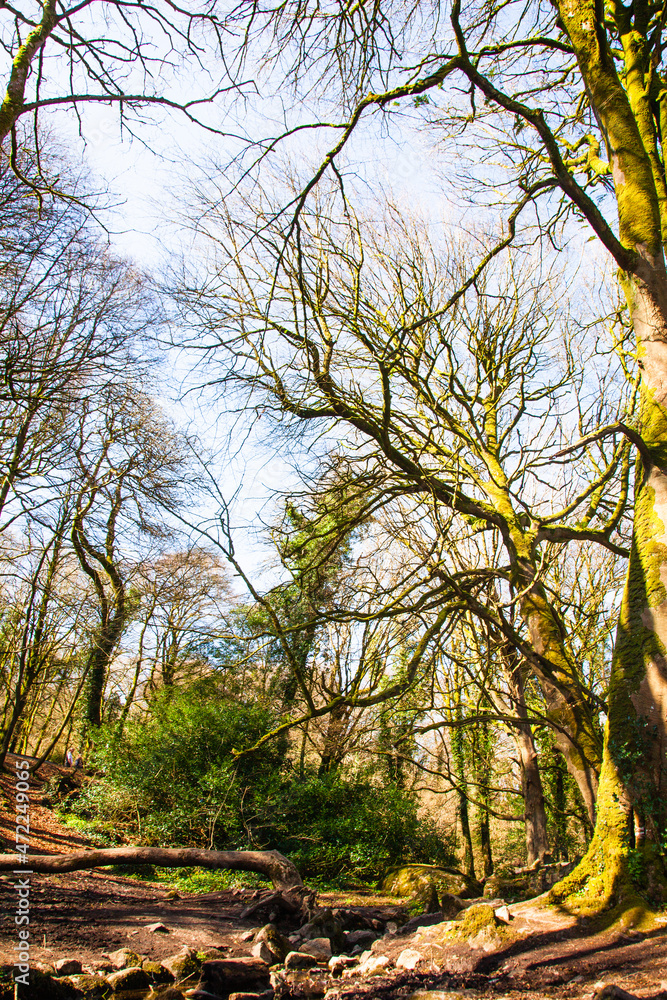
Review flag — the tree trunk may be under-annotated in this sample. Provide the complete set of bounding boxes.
[452,677,476,879]
[550,285,667,908]
[475,714,494,878]
[518,582,602,823]
[502,656,550,864]
[514,724,549,865]
[0,846,303,891]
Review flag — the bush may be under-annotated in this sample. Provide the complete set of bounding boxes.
[69,680,285,849]
[242,769,456,885]
[67,680,455,886]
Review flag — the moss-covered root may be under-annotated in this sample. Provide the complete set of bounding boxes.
[547,755,667,919]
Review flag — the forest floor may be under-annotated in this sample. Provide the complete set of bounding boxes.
[1,755,667,1000]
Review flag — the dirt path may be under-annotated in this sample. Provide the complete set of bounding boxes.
[1,755,667,1000]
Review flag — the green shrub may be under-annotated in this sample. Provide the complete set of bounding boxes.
[66,679,455,887]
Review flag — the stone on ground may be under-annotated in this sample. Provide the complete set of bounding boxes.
[162,950,200,982]
[284,951,319,970]
[197,957,271,996]
[54,959,82,975]
[299,937,332,961]
[105,947,142,970]
[107,966,151,991]
[396,948,423,971]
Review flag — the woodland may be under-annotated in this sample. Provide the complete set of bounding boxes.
[1,3,667,994]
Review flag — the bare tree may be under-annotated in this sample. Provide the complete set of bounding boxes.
[177,205,631,824]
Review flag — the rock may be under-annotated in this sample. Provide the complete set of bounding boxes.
[299,938,332,962]
[285,951,320,970]
[494,905,512,924]
[254,924,291,963]
[386,921,398,935]
[162,951,200,983]
[344,929,376,949]
[252,942,275,965]
[148,989,187,1000]
[143,959,174,983]
[28,973,81,1000]
[198,948,227,961]
[185,992,221,1000]
[107,966,151,991]
[410,993,467,1000]
[399,912,446,935]
[382,865,482,900]
[240,931,255,942]
[396,949,423,971]
[64,974,111,997]
[468,925,504,952]
[458,903,498,935]
[593,988,639,1000]
[105,948,142,970]
[197,958,271,997]
[32,962,56,975]
[299,909,345,954]
[146,921,170,933]
[228,994,275,1000]
[328,956,359,976]
[441,893,467,919]
[55,960,83,976]
[357,955,392,976]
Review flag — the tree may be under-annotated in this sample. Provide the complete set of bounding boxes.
[0,168,150,532]
[0,2,234,192]
[69,383,190,734]
[178,0,667,905]
[179,211,629,821]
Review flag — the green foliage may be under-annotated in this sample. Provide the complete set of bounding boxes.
[68,679,285,849]
[259,769,456,885]
[64,678,455,887]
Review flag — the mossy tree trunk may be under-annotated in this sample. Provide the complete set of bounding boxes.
[452,673,476,880]
[548,0,667,909]
[504,655,549,864]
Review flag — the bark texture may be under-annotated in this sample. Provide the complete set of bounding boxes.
[548,0,667,909]
[0,846,303,891]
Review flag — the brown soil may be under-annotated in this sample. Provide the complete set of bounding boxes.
[1,755,667,1000]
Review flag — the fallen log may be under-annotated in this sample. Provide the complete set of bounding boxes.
[0,847,303,891]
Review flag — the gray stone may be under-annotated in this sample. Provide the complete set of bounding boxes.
[396,949,423,971]
[32,962,56,975]
[197,958,271,996]
[357,955,391,976]
[105,948,142,970]
[284,952,319,970]
[55,959,83,976]
[298,909,345,953]
[146,921,170,933]
[441,893,467,919]
[107,966,151,991]
[254,924,291,963]
[162,951,200,983]
[494,905,512,924]
[344,929,376,949]
[299,938,332,962]
[252,941,275,965]
[328,956,358,976]
[593,988,639,1000]
[143,959,174,983]
[58,974,109,1000]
